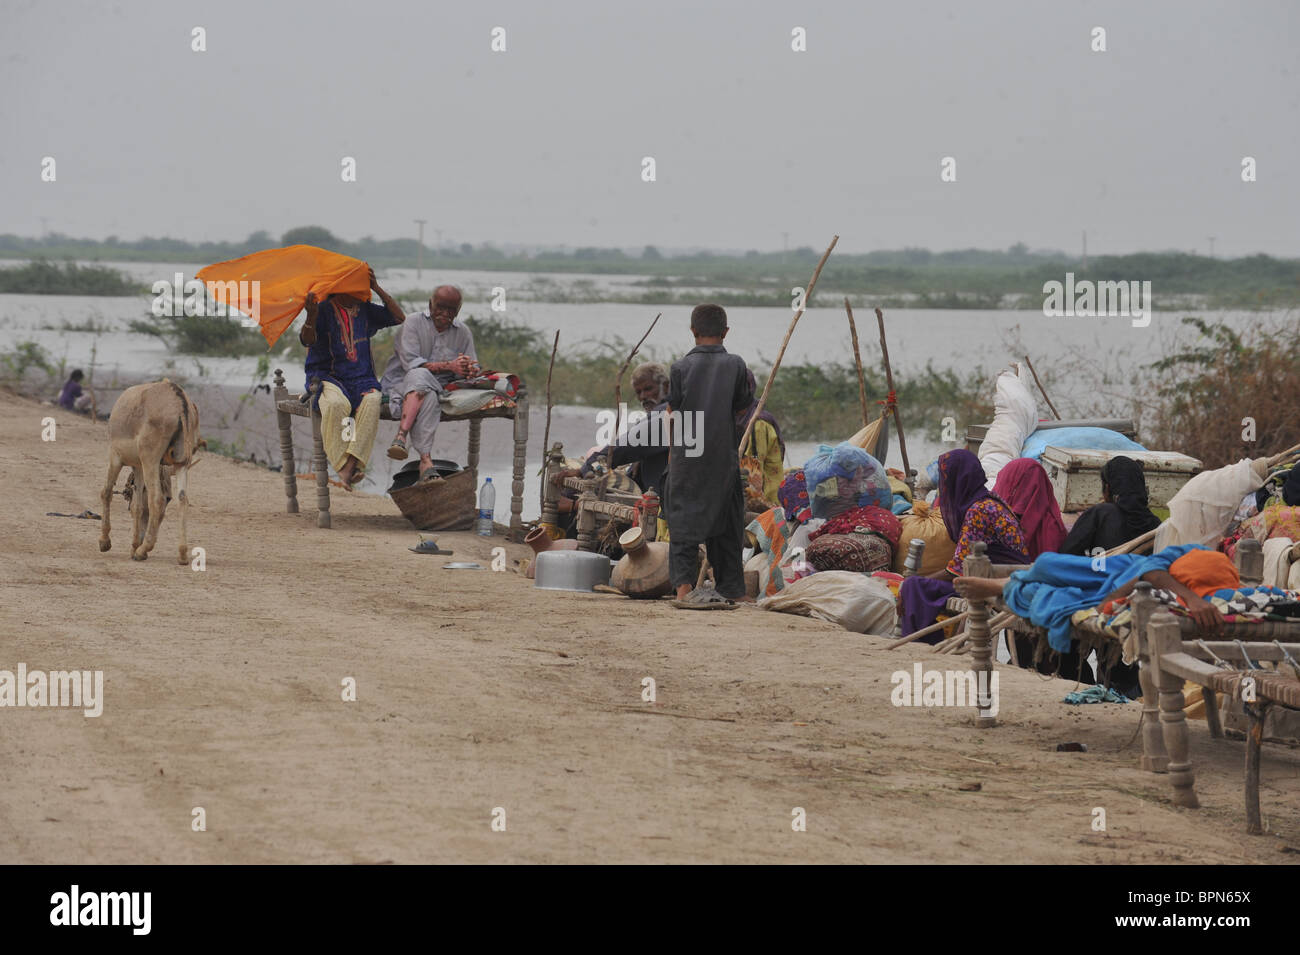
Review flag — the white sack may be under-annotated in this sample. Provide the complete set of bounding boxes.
[979,367,1039,488]
[1154,458,1265,550]
[758,571,897,635]
[1263,537,1295,589]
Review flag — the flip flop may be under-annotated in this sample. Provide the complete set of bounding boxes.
[671,584,738,611]
[409,537,454,556]
[387,434,409,460]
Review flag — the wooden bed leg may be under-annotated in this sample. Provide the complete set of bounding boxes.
[1245,702,1268,835]
[273,369,298,514]
[575,493,597,553]
[467,418,482,476]
[540,443,564,530]
[309,380,331,529]
[1203,686,1224,739]
[1151,609,1199,808]
[1133,582,1168,772]
[509,397,529,542]
[963,542,996,728]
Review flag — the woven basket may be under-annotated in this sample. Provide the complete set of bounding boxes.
[390,467,477,531]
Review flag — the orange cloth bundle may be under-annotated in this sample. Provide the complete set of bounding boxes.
[1170,548,1241,597]
[196,245,371,347]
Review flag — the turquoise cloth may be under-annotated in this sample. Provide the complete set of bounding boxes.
[1020,427,1145,461]
[1002,544,1203,653]
[1063,685,1132,705]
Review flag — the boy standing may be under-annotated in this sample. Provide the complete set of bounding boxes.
[666,304,754,602]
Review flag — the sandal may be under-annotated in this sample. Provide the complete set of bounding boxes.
[387,433,409,461]
[671,582,738,611]
[417,468,442,484]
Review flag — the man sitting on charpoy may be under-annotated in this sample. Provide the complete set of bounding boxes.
[379,285,478,483]
[300,268,406,488]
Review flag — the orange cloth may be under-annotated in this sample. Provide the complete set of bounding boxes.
[196,245,371,347]
[1169,549,1240,597]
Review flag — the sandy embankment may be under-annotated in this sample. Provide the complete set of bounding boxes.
[1,392,1297,864]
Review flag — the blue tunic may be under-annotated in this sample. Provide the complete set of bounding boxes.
[304,299,400,409]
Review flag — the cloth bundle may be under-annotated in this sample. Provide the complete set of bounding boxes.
[744,506,794,597]
[803,443,892,519]
[778,468,812,525]
[891,500,955,576]
[444,371,521,399]
[978,367,1039,487]
[758,571,898,634]
[807,504,901,548]
[805,532,893,573]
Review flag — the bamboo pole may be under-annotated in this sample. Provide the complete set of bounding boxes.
[613,313,662,437]
[539,329,560,512]
[845,298,870,427]
[874,307,911,478]
[738,236,839,454]
[1024,354,1061,420]
[1266,443,1300,468]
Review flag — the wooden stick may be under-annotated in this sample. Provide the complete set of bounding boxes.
[738,236,839,454]
[885,610,969,649]
[540,329,560,513]
[874,308,911,478]
[1266,443,1300,468]
[845,298,869,427]
[1024,354,1061,420]
[613,312,662,437]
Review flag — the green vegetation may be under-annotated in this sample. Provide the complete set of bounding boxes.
[0,341,56,384]
[128,312,279,357]
[2,231,1296,308]
[0,259,139,295]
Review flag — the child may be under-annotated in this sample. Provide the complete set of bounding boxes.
[58,369,93,414]
[666,304,754,603]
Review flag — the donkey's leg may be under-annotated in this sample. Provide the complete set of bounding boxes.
[99,451,123,552]
[134,460,167,560]
[175,464,190,565]
[130,471,146,551]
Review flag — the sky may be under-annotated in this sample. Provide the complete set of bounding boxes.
[4,0,1298,257]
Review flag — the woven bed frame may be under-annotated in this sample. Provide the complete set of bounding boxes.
[271,368,530,541]
[954,537,1300,832]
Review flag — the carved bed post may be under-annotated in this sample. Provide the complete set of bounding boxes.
[309,377,330,529]
[540,442,565,530]
[1236,538,1264,587]
[575,491,598,553]
[509,395,529,542]
[1150,607,1199,808]
[1133,581,1169,771]
[640,490,660,541]
[273,368,298,514]
[963,541,996,728]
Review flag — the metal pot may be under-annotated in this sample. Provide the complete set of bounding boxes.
[534,550,613,592]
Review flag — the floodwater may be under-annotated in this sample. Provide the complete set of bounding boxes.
[2,261,1292,519]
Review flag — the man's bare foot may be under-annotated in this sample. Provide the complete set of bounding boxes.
[675,583,692,601]
[953,576,1007,601]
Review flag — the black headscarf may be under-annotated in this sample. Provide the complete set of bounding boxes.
[1101,456,1161,536]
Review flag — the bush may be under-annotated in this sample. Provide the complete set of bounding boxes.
[0,260,138,295]
[129,312,273,357]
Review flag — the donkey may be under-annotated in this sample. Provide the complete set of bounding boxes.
[99,380,202,563]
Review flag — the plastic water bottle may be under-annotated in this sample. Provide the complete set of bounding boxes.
[476,477,495,536]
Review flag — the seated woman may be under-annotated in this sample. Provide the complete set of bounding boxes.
[899,449,1029,641]
[1060,455,1161,556]
[736,370,785,506]
[992,458,1089,680]
[993,458,1067,557]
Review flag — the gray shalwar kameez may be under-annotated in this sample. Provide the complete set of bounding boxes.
[665,344,753,598]
[378,313,477,457]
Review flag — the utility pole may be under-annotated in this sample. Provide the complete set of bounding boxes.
[414,219,427,279]
[1081,230,1087,270]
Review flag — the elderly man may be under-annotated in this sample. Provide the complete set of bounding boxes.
[550,361,671,533]
[380,285,477,481]
[300,268,406,487]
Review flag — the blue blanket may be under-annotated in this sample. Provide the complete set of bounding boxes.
[1020,427,1146,461]
[1002,544,1203,652]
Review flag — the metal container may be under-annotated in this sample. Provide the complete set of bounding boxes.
[1039,446,1201,512]
[534,550,613,592]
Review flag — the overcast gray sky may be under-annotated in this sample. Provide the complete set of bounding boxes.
[4,0,1297,256]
